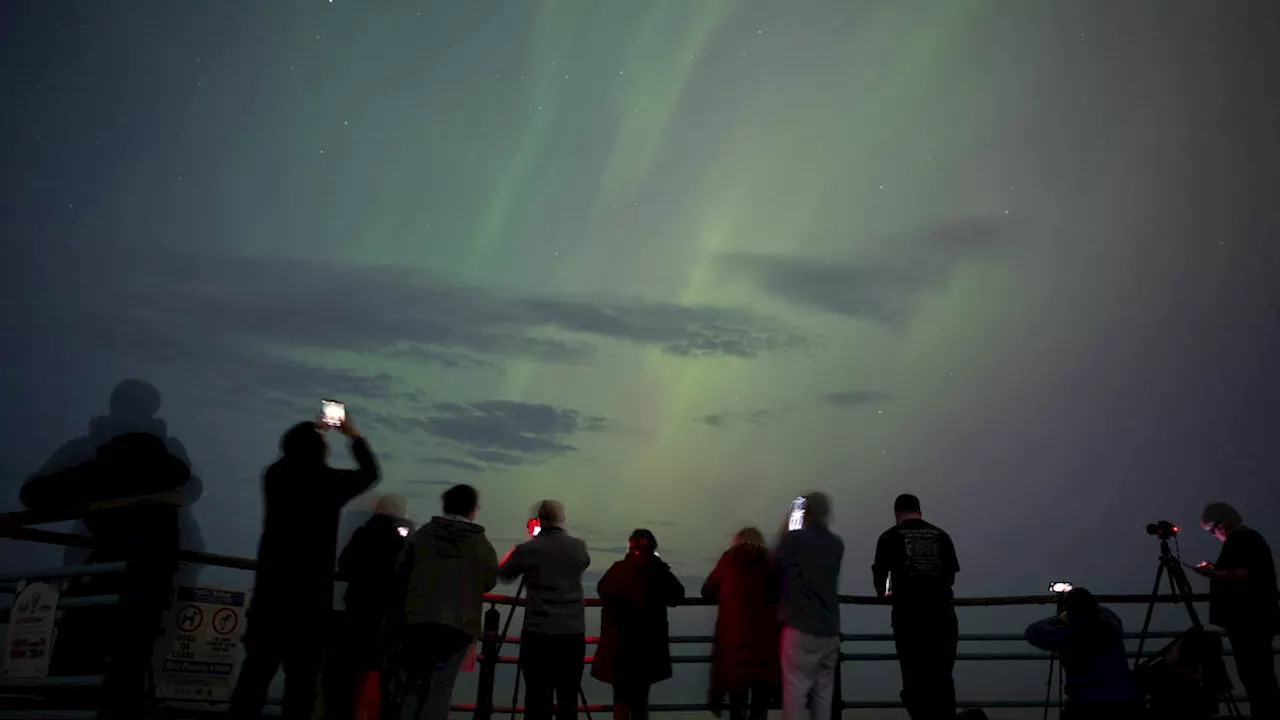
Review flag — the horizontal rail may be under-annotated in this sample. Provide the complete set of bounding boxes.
[0,562,126,585]
[0,492,184,529]
[501,630,1201,645]
[0,594,119,622]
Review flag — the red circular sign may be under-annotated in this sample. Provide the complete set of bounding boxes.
[176,605,204,633]
[211,607,239,636]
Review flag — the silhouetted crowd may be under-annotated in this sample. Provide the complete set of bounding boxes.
[17,390,1280,720]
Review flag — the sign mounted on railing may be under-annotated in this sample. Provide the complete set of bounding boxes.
[1,581,59,678]
[153,586,250,703]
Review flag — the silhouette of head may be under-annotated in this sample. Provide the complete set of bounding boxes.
[97,433,190,486]
[441,484,479,520]
[1201,502,1243,542]
[804,491,832,527]
[629,528,658,556]
[733,527,765,548]
[1061,587,1101,624]
[893,493,922,524]
[280,422,327,462]
[108,379,162,420]
[535,499,565,528]
[375,494,407,519]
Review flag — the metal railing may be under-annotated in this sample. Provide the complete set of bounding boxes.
[0,495,1273,718]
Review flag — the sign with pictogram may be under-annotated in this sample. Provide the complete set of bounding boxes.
[211,607,239,636]
[153,587,250,703]
[176,605,204,633]
[0,581,59,678]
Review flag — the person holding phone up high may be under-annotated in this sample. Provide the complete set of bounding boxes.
[231,408,380,720]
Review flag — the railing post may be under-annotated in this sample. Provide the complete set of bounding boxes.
[475,604,501,720]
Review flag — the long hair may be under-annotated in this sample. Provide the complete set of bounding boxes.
[733,527,765,548]
[1062,588,1112,658]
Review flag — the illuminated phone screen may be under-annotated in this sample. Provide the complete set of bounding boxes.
[788,497,806,531]
[321,399,345,427]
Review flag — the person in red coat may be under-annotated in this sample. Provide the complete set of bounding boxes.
[702,527,781,720]
[592,529,686,720]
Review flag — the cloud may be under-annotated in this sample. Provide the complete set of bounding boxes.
[422,457,487,473]
[413,400,605,467]
[64,246,805,379]
[698,408,776,428]
[823,390,891,407]
[726,216,1017,323]
[467,449,529,466]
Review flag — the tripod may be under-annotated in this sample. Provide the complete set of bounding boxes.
[500,577,593,720]
[1133,537,1241,718]
[1041,649,1064,720]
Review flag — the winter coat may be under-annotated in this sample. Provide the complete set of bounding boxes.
[251,437,379,612]
[402,516,499,639]
[497,526,591,635]
[591,552,685,687]
[337,513,408,664]
[702,544,781,693]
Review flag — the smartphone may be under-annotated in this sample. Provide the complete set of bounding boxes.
[1181,560,1209,570]
[788,496,807,532]
[1048,582,1074,594]
[526,518,542,539]
[321,399,346,427]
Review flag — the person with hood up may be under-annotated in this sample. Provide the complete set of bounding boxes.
[326,494,412,720]
[592,529,685,720]
[702,527,781,720]
[230,414,379,720]
[1025,587,1139,719]
[22,430,191,720]
[384,483,498,720]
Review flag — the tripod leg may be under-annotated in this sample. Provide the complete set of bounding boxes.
[1042,654,1055,720]
[1166,561,1202,628]
[1134,563,1166,670]
[579,685,593,720]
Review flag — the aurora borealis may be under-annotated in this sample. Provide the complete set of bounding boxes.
[3,0,1279,711]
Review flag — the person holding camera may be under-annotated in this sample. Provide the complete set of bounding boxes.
[498,500,592,720]
[1024,587,1139,719]
[1192,502,1280,719]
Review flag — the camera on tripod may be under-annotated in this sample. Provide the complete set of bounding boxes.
[1145,520,1179,540]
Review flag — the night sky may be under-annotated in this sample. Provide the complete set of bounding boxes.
[3,0,1279,713]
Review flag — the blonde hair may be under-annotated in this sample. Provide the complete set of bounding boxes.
[733,527,765,548]
[374,494,407,519]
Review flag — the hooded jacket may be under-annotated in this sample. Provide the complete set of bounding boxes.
[402,516,499,639]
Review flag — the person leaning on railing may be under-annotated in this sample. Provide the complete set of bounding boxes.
[1024,587,1139,720]
[702,527,781,720]
[592,529,686,720]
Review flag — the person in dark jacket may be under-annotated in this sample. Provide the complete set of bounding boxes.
[21,431,190,720]
[385,484,499,720]
[230,415,379,720]
[498,500,591,720]
[592,529,685,720]
[702,527,780,720]
[775,492,844,720]
[1192,501,1280,720]
[1025,587,1139,719]
[326,494,410,720]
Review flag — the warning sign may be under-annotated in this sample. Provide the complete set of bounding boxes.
[176,605,204,633]
[1,582,59,679]
[153,587,249,703]
[211,607,238,636]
